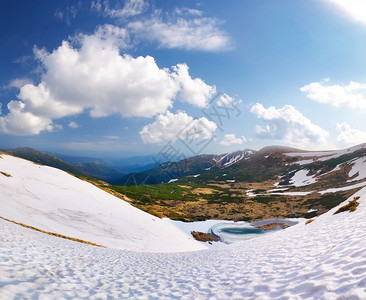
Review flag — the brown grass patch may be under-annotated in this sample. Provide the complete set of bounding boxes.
[0,216,105,247]
[178,185,192,189]
[305,219,315,225]
[333,197,360,215]
[0,171,12,177]
[191,187,216,195]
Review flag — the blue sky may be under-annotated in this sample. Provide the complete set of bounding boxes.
[1,0,366,158]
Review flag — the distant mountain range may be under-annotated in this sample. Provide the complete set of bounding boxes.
[3,148,169,184]
[120,149,254,185]
[120,144,366,188]
[6,148,90,177]
[3,148,121,184]
[5,144,366,194]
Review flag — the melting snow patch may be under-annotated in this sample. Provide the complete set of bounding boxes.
[223,154,245,167]
[319,181,366,194]
[293,159,314,165]
[246,189,256,197]
[290,169,317,187]
[271,191,313,196]
[348,158,366,182]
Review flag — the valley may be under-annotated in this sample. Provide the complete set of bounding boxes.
[77,144,366,222]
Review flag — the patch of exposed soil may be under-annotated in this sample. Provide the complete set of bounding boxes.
[191,231,219,242]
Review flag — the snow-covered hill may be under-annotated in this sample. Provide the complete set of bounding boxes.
[1,176,366,298]
[281,143,366,188]
[0,154,205,252]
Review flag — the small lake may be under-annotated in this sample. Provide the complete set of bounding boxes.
[208,219,297,244]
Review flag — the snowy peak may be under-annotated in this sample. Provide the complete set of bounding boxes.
[213,149,253,168]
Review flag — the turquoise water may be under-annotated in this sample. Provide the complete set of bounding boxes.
[220,227,264,235]
[209,222,266,243]
[208,220,296,243]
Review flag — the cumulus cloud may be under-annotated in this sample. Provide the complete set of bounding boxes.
[336,122,366,147]
[323,0,366,25]
[216,93,234,107]
[0,24,225,136]
[172,64,216,108]
[92,0,148,18]
[0,34,183,135]
[220,134,246,146]
[128,12,231,51]
[0,101,53,136]
[250,103,329,146]
[139,111,217,144]
[300,79,366,109]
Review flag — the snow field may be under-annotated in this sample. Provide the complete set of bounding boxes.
[1,190,366,298]
[348,157,366,182]
[1,152,366,298]
[0,154,205,252]
[289,169,317,187]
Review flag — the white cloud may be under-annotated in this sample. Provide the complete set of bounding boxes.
[139,111,217,144]
[336,122,366,147]
[0,33,182,135]
[220,134,246,146]
[172,64,216,108]
[323,0,366,25]
[92,24,130,48]
[68,121,79,129]
[92,0,148,18]
[0,101,53,136]
[250,103,329,147]
[91,1,231,51]
[1,25,226,136]
[300,79,366,109]
[216,93,234,107]
[128,12,231,51]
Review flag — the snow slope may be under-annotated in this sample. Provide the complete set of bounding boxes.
[280,144,366,189]
[1,186,366,298]
[286,143,366,162]
[348,157,366,182]
[0,154,205,253]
